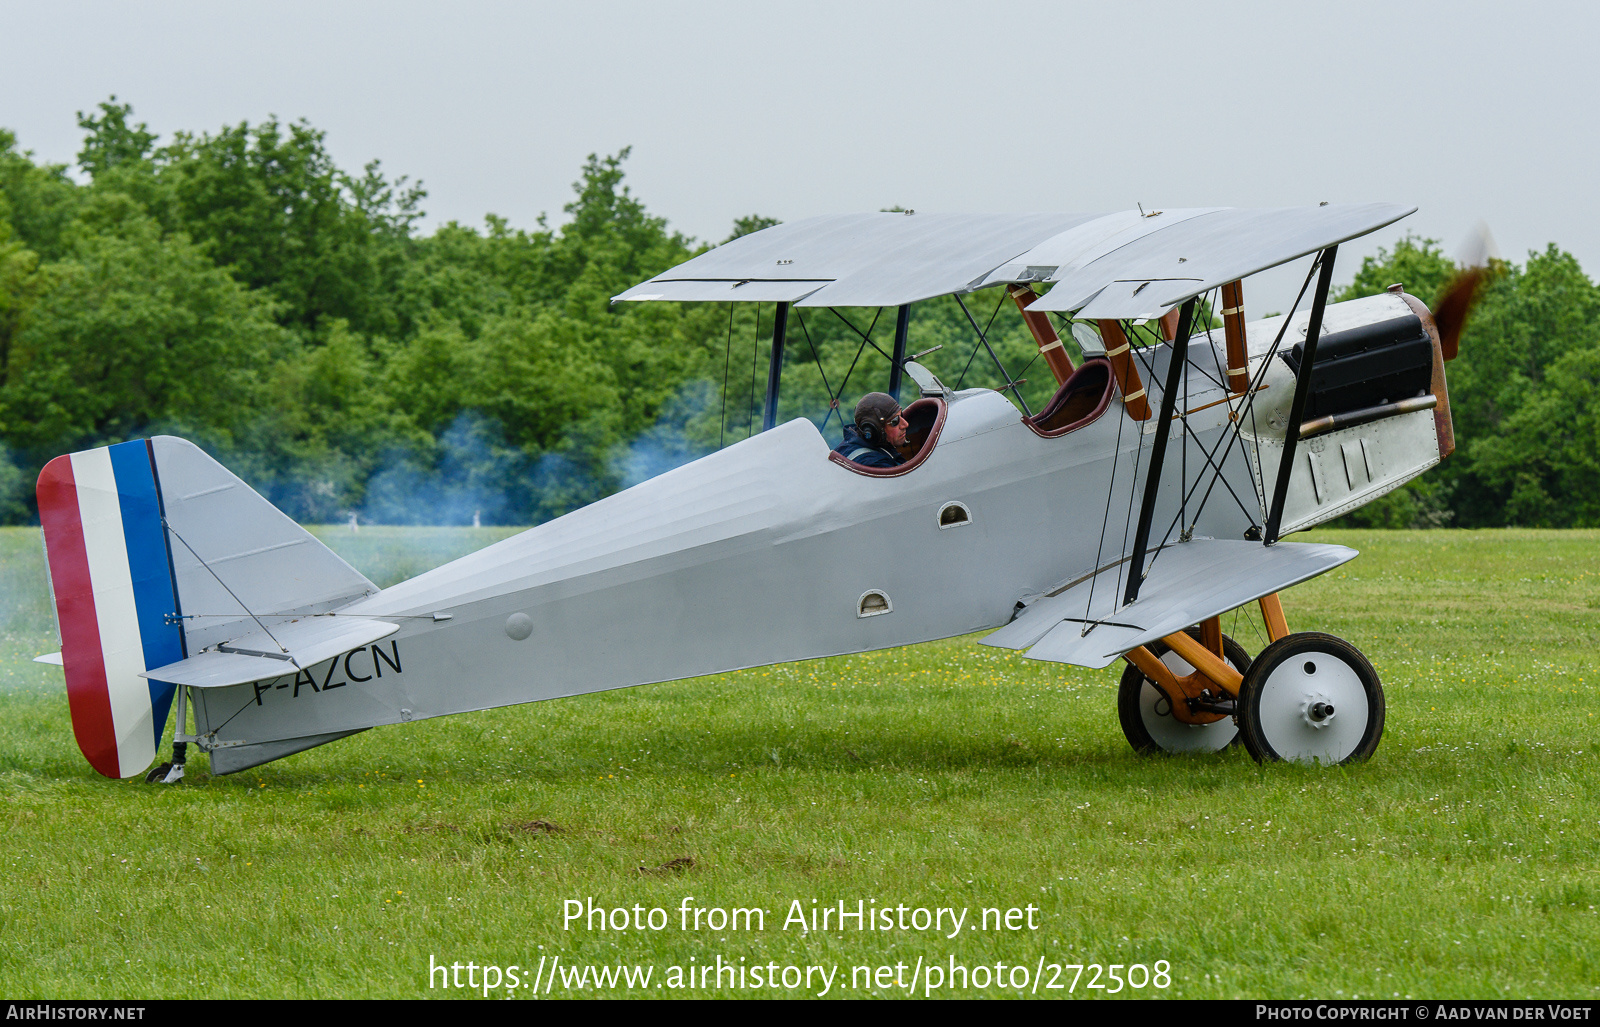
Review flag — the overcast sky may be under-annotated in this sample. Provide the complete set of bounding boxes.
[3,0,1594,315]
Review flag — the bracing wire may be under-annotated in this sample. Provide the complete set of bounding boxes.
[1081,256,1325,627]
[1197,285,1232,433]
[1245,255,1323,510]
[954,290,1010,390]
[796,310,833,396]
[826,307,892,363]
[1168,255,1325,542]
[817,307,884,433]
[719,302,734,450]
[1113,392,1148,611]
[794,309,838,427]
[1083,373,1132,633]
[1014,349,1042,385]
[953,293,1031,416]
[163,521,292,659]
[1139,255,1326,583]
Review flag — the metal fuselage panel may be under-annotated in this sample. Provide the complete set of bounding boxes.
[192,363,1260,750]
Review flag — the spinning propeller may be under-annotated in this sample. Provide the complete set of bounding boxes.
[1433,223,1496,360]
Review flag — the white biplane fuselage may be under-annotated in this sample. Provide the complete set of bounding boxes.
[179,293,1437,773]
[35,204,1461,775]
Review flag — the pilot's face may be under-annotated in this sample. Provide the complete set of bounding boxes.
[885,411,908,447]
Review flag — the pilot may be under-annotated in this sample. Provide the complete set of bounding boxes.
[833,392,908,467]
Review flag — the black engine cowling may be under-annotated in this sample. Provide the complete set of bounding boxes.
[1282,314,1434,419]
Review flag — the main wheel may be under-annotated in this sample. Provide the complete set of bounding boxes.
[1236,632,1384,765]
[1118,631,1251,754]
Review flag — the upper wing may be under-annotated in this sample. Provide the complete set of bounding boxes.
[1021,204,1415,318]
[615,205,1414,317]
[613,212,1100,307]
[981,538,1356,669]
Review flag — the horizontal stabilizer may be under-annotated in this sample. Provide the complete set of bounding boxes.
[33,652,63,666]
[142,616,399,688]
[982,539,1356,669]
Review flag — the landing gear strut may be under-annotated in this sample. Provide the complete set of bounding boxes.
[145,685,193,784]
[1118,632,1251,754]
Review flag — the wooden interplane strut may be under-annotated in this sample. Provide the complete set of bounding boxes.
[1007,285,1075,386]
[1158,308,1180,342]
[1221,280,1249,395]
[1096,320,1151,420]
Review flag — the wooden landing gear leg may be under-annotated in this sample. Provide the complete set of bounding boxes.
[1118,620,1251,755]
[1259,593,1290,642]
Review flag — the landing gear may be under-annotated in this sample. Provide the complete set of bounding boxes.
[144,754,185,784]
[1236,632,1384,765]
[145,686,192,784]
[1118,633,1251,754]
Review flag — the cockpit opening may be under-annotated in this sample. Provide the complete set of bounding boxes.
[1023,358,1115,438]
[829,396,948,477]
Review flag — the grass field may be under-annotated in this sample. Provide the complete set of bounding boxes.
[0,526,1596,999]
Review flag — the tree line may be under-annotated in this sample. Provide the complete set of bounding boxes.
[0,99,1595,528]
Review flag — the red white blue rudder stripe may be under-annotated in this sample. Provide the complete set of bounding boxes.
[37,440,186,779]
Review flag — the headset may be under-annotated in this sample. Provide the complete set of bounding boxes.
[858,410,905,447]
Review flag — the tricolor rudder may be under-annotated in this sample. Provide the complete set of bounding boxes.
[37,439,186,778]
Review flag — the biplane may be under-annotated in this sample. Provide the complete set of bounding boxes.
[34,203,1475,781]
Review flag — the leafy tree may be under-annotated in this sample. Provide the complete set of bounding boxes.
[157,116,422,337]
[1334,234,1457,307]
[237,319,417,520]
[1471,343,1600,526]
[0,198,289,475]
[76,97,158,179]
[1441,247,1600,525]
[0,447,25,524]
[0,215,42,394]
[0,130,81,260]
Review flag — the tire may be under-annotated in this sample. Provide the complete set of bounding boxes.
[1118,631,1251,754]
[1237,632,1384,765]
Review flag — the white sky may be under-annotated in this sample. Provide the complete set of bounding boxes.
[3,0,1594,316]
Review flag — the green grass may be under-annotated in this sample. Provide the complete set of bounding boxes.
[1,527,1596,999]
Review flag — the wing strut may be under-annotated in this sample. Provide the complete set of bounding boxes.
[1008,286,1075,386]
[1124,297,1197,605]
[1264,246,1338,543]
[887,304,911,400]
[761,302,789,432]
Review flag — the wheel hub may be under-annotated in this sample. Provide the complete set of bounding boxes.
[1300,694,1337,729]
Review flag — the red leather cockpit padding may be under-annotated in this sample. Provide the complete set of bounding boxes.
[1023,358,1114,439]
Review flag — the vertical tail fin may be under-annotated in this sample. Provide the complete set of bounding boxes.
[37,440,185,779]
[38,436,379,778]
